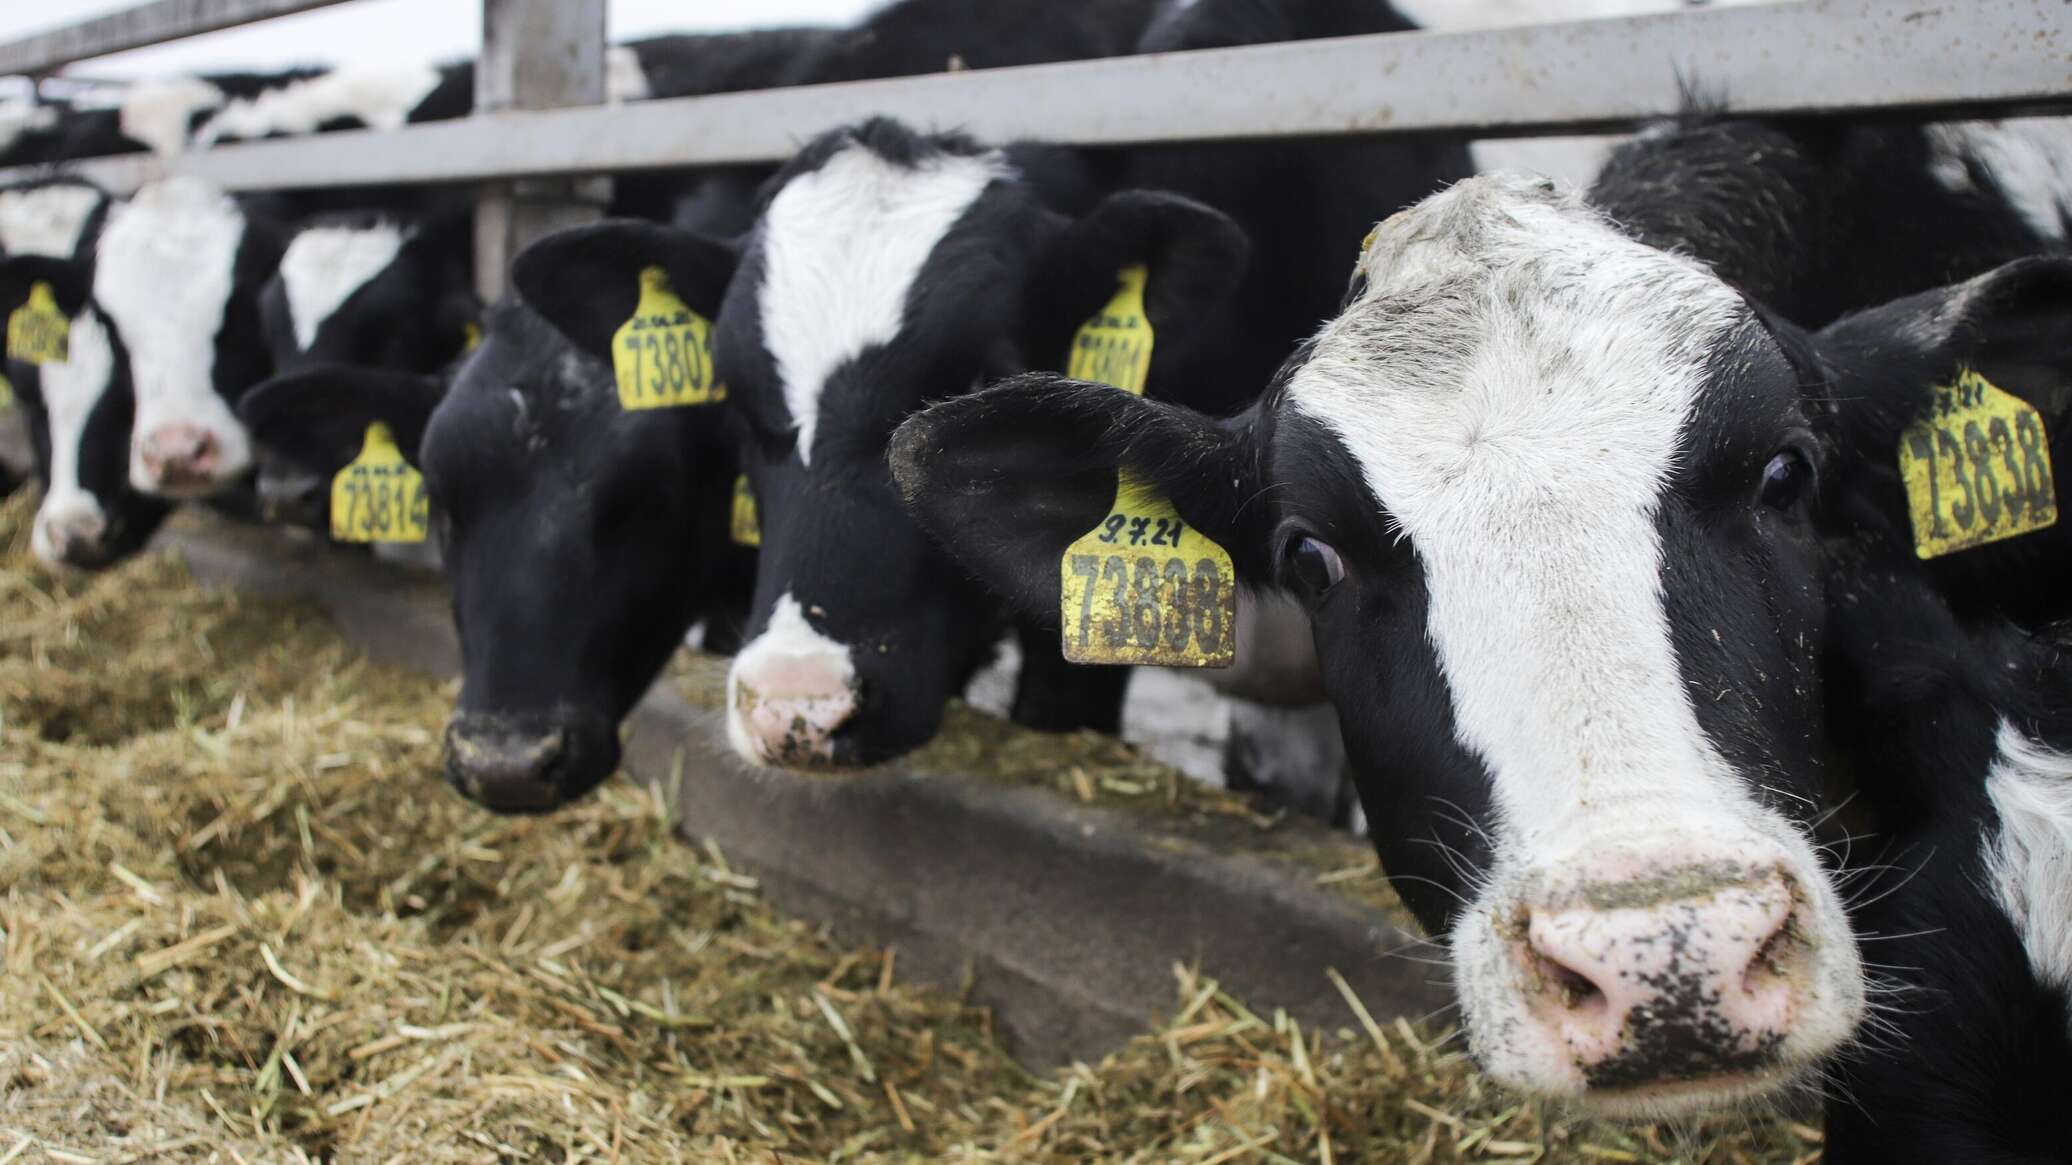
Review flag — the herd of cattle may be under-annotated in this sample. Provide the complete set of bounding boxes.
[4,0,2072,1156]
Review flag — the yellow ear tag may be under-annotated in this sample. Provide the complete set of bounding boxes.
[7,282,70,366]
[1060,470,1236,669]
[613,265,725,411]
[1898,368,2056,559]
[331,422,430,545]
[461,320,483,354]
[730,474,761,548]
[1066,264,1154,397]
[0,372,13,410]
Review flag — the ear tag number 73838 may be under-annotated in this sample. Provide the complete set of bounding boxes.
[331,422,430,545]
[7,282,70,366]
[613,266,726,411]
[1897,368,2056,559]
[1056,264,1235,668]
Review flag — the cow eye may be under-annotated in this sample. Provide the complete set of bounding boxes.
[1758,448,1814,510]
[1284,534,1346,597]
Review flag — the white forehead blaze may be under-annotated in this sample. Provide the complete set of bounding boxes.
[757,142,1008,464]
[92,179,250,473]
[1289,176,1748,842]
[118,76,225,158]
[193,65,442,146]
[31,308,118,564]
[0,184,104,258]
[279,222,409,352]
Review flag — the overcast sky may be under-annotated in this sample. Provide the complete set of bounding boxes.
[4,0,884,79]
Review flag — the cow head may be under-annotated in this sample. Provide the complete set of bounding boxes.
[517,118,1246,769]
[93,178,284,499]
[418,291,751,814]
[0,256,168,568]
[891,176,2072,1113]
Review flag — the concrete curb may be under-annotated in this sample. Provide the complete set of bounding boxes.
[159,510,1448,1069]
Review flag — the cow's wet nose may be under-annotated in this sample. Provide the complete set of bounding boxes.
[445,720,570,814]
[136,423,221,491]
[725,596,859,768]
[33,503,109,567]
[1516,861,1798,1086]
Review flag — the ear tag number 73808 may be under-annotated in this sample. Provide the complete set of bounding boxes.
[7,282,70,366]
[1897,368,2056,559]
[1056,264,1235,668]
[331,422,430,545]
[613,265,726,411]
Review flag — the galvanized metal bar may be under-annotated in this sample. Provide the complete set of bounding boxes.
[0,0,360,76]
[471,0,609,300]
[7,0,2068,194]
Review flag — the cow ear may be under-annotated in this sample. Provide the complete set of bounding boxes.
[1025,191,1251,385]
[1814,256,2072,455]
[889,372,1274,623]
[511,219,736,360]
[238,363,445,474]
[0,254,92,319]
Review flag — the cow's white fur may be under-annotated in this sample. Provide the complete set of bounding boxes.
[757,142,1007,465]
[606,46,651,103]
[193,64,442,147]
[725,592,858,765]
[0,183,105,258]
[279,221,409,352]
[1983,721,2072,1002]
[1929,119,2072,244]
[93,178,253,493]
[118,77,226,158]
[30,308,116,566]
[1286,175,1863,1111]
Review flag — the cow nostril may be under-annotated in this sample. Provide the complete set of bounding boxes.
[1544,955,1606,1015]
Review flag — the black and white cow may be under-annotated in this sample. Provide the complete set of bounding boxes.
[1815,566,2072,1163]
[891,172,2072,1112]
[515,119,1252,769]
[417,292,755,813]
[88,178,288,499]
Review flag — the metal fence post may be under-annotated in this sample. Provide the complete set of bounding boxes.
[472,0,609,302]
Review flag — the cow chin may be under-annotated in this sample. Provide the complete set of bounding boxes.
[1447,817,1865,1120]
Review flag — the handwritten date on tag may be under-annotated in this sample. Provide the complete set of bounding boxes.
[1066,265,1154,397]
[7,282,69,366]
[613,266,726,411]
[1898,369,2056,559]
[1061,471,1235,669]
[331,423,430,545]
[731,474,761,548]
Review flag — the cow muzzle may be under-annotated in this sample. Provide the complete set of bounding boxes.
[443,714,608,814]
[134,422,229,496]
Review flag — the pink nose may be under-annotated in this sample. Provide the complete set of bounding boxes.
[38,508,107,562]
[138,423,220,487]
[729,653,857,767]
[1517,860,1798,1087]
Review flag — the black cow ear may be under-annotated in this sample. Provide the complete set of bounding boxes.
[889,372,1273,624]
[0,254,92,318]
[1815,257,2072,454]
[238,363,445,475]
[1025,191,1251,389]
[511,219,736,360]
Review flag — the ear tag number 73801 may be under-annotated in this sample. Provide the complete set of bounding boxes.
[331,422,430,545]
[1056,264,1235,668]
[613,266,726,411]
[7,282,70,366]
[1897,368,2056,559]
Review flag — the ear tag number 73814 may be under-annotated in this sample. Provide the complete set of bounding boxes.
[331,422,430,545]
[1897,368,2056,559]
[613,266,726,411]
[7,282,70,366]
[1056,264,1235,668]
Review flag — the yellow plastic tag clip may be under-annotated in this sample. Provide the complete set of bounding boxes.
[7,282,70,366]
[1898,368,2056,559]
[331,423,430,545]
[1066,264,1154,397]
[731,474,761,548]
[613,266,725,411]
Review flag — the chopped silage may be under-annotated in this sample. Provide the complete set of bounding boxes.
[0,492,1821,1163]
